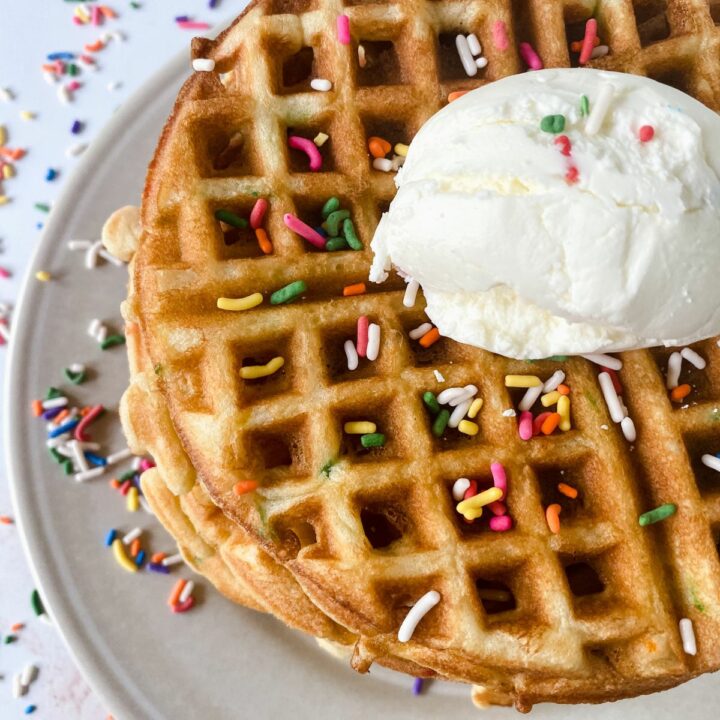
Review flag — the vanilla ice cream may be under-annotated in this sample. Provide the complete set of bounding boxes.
[370,69,720,358]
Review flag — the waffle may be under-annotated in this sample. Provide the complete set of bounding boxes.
[123,0,720,709]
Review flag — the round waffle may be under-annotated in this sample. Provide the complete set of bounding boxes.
[124,0,720,709]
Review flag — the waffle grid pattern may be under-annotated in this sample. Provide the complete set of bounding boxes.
[131,0,720,704]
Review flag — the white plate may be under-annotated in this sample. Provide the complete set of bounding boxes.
[4,33,720,720]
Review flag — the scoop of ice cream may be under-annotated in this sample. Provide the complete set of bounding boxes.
[369,69,720,358]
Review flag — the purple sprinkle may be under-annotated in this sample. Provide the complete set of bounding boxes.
[412,678,424,696]
[175,15,190,22]
[70,120,83,135]
[209,0,219,7]
[148,562,170,574]
[42,407,63,421]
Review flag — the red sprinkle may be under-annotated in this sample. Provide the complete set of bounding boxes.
[639,125,655,142]
[601,367,623,395]
[171,596,195,614]
[356,316,369,358]
[74,403,104,441]
[533,411,552,436]
[554,135,571,156]
[579,18,598,65]
[0,516,14,525]
[488,501,507,516]
[565,166,579,184]
[463,480,478,500]
[249,198,268,230]
[119,480,132,496]
[0,267,10,278]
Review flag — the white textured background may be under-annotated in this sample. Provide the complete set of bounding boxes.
[0,3,246,717]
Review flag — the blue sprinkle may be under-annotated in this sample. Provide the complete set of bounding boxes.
[715,452,720,459]
[36,223,44,230]
[70,120,83,135]
[48,418,79,438]
[135,550,146,567]
[209,0,219,6]
[84,452,107,467]
[104,529,117,547]
[412,678,424,696]
[314,226,328,238]
[47,52,74,61]
[45,168,58,182]
[148,562,170,574]
[24,705,37,714]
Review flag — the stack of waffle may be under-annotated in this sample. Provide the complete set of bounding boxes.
[111,0,720,710]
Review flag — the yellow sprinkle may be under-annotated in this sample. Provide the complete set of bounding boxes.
[0,196,8,206]
[458,419,479,436]
[35,271,51,282]
[476,588,512,602]
[558,394,571,431]
[394,143,409,157]
[344,421,377,435]
[456,486,503,520]
[2,164,14,179]
[240,356,284,379]
[541,390,560,407]
[313,132,329,147]
[467,397,483,419]
[127,486,139,512]
[0,125,6,145]
[505,374,542,388]
[112,539,137,573]
[20,111,36,121]
[217,292,263,311]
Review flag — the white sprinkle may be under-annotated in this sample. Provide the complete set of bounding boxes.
[455,34,477,77]
[46,433,71,448]
[391,154,405,172]
[543,370,566,393]
[107,447,132,465]
[701,454,720,472]
[74,466,105,482]
[12,673,25,698]
[398,590,441,642]
[467,33,482,56]
[43,71,58,85]
[139,496,154,515]
[620,416,637,442]
[98,248,125,266]
[313,132,329,147]
[437,387,466,405]
[85,241,103,268]
[122,527,142,545]
[192,58,216,72]
[357,44,366,68]
[585,83,614,135]
[449,385,478,407]
[88,318,101,338]
[600,424,609,430]
[409,322,432,340]
[110,31,125,43]
[433,370,445,383]
[403,279,420,308]
[0,86,14,102]
[475,56,488,69]
[67,239,93,251]
[373,158,393,172]
[96,325,108,344]
[162,553,183,567]
[452,478,471,501]
[132,456,143,471]
[366,323,381,361]
[590,45,609,59]
[518,385,543,412]
[502,409,516,417]
[106,81,122,92]
[57,85,71,104]
[679,618,697,655]
[310,78,332,92]
[41,396,68,410]
[76,440,100,450]
[344,339,359,371]
[53,445,74,459]
[582,353,622,371]
[66,142,87,157]
[178,580,195,604]
[69,362,85,374]
[681,347,706,370]
[667,351,682,389]
[20,664,38,687]
[449,399,472,428]
[598,371,625,423]
[69,440,89,472]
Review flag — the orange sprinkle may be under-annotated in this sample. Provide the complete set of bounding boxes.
[79,406,91,416]
[84,40,105,53]
[151,552,167,564]
[541,412,561,435]
[255,228,273,255]
[546,503,561,534]
[31,400,42,417]
[0,148,25,161]
[448,90,469,103]
[670,384,691,402]
[42,63,57,72]
[419,327,440,348]
[234,480,258,495]
[0,516,13,525]
[167,579,187,607]
[10,623,24,632]
[53,408,70,425]
[109,479,120,489]
[343,282,366,297]
[368,136,391,158]
[557,482,578,499]
[129,538,141,558]
[99,5,117,18]
[570,37,600,52]
[557,384,570,395]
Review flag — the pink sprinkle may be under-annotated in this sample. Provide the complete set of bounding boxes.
[80,54,95,65]
[578,18,597,65]
[337,15,351,45]
[139,458,155,472]
[0,267,10,279]
[67,80,82,92]
[177,21,211,30]
[490,461,506,500]
[492,20,509,51]
[91,5,101,25]
[72,16,83,25]
[489,501,507,516]
[489,515,513,532]
[518,411,533,440]
[250,198,268,230]
[519,42,543,70]
[554,135,571,156]
[288,135,322,172]
[283,213,327,249]
[54,61,65,74]
[532,411,552,436]
[356,316,369,358]
[639,125,655,143]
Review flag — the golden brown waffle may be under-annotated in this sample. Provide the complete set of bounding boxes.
[125,0,720,709]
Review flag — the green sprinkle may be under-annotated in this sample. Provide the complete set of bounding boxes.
[64,368,86,385]
[68,63,79,76]
[580,94,589,117]
[270,280,307,305]
[360,433,385,448]
[154,363,163,376]
[34,203,50,213]
[31,589,45,617]
[432,408,450,437]
[320,459,336,476]
[321,197,341,219]
[45,387,62,400]
[214,209,248,228]
[100,334,125,350]
[342,218,362,250]
[49,448,64,464]
[325,237,349,252]
[4,635,17,644]
[422,391,440,415]
[548,355,569,362]
[62,459,74,475]
[130,2,141,7]
[690,587,706,613]
[639,503,677,527]
[540,115,565,133]
[322,209,350,236]
[119,469,137,481]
